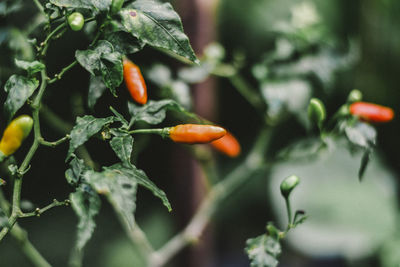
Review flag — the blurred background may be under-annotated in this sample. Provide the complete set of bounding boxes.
[0,0,399,266]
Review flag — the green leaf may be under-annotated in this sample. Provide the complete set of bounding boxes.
[127,99,188,126]
[84,168,138,230]
[49,0,111,12]
[344,121,376,149]
[4,74,39,119]
[344,121,376,180]
[76,40,123,96]
[15,59,45,76]
[70,186,101,251]
[67,115,114,160]
[88,75,107,109]
[108,163,171,211]
[105,31,144,55]
[358,149,371,181]
[120,0,198,64]
[260,79,311,122]
[110,135,133,165]
[245,234,281,267]
[65,155,89,186]
[109,107,129,127]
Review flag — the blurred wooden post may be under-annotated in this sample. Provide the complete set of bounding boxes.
[174,0,219,266]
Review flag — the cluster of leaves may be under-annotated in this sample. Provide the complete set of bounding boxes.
[1,0,202,257]
[65,99,195,250]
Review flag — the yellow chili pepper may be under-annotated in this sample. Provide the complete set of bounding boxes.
[0,115,33,158]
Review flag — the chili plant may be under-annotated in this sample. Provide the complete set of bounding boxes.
[0,0,395,267]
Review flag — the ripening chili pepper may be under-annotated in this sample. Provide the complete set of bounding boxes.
[349,102,394,123]
[169,124,226,144]
[123,58,147,105]
[0,115,33,158]
[210,131,241,157]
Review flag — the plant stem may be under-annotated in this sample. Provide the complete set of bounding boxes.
[149,126,272,267]
[32,0,45,15]
[0,67,48,242]
[39,135,70,147]
[211,67,265,114]
[115,207,154,258]
[127,128,166,135]
[0,189,52,267]
[40,105,97,170]
[19,199,70,218]
[42,23,66,48]
[228,75,265,113]
[48,61,78,84]
[284,197,292,230]
[11,225,52,267]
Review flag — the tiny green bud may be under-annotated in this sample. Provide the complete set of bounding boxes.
[338,104,350,116]
[347,89,362,103]
[280,175,300,198]
[308,98,326,129]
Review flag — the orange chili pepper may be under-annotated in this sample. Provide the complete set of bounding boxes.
[349,102,394,123]
[123,58,147,105]
[211,131,241,157]
[169,124,226,144]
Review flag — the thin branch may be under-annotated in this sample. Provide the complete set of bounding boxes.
[42,22,66,49]
[0,189,52,267]
[48,61,78,84]
[11,225,52,267]
[32,0,45,15]
[39,135,70,147]
[19,199,70,218]
[115,208,154,257]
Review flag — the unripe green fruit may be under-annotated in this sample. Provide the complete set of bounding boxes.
[308,98,326,129]
[68,12,85,31]
[280,175,300,198]
[347,89,363,103]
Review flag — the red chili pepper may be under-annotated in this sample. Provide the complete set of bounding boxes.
[123,58,147,105]
[349,102,394,123]
[210,131,241,157]
[169,124,226,144]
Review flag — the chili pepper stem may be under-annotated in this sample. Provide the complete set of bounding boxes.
[284,197,293,230]
[127,128,170,138]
